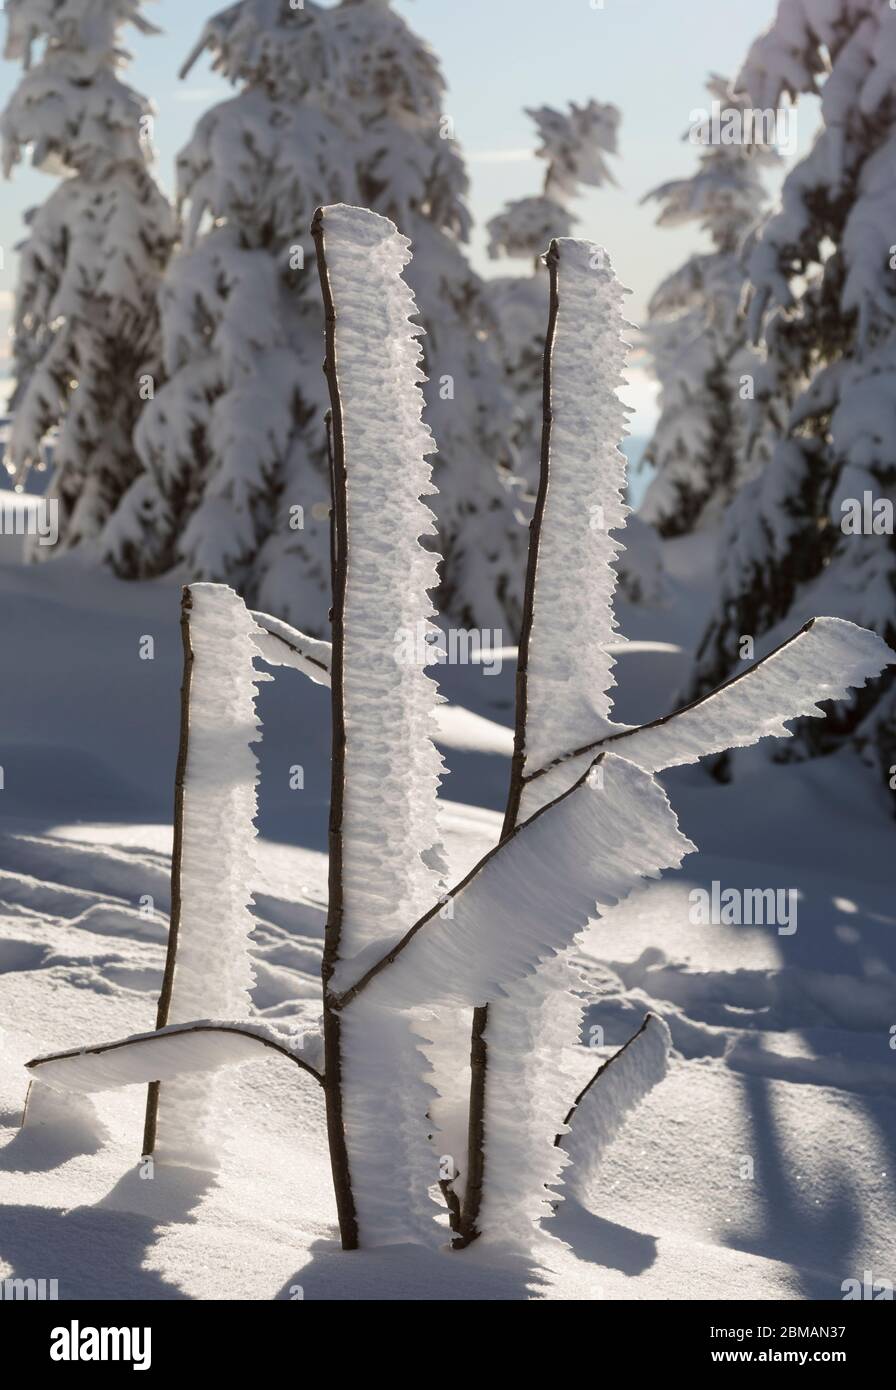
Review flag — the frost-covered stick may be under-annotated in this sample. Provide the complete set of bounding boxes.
[31,1023,324,1090]
[142,586,193,1157]
[555,1013,672,1203]
[528,620,823,787]
[556,1012,657,1139]
[452,236,637,1248]
[520,615,896,816]
[456,238,563,1247]
[311,205,358,1252]
[332,751,628,1008]
[507,240,564,832]
[249,611,331,683]
[309,203,446,1250]
[136,582,267,1160]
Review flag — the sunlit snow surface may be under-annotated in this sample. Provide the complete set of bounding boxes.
[1,558,895,1297]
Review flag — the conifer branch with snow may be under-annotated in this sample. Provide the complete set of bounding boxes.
[684,2,896,797]
[487,101,620,266]
[1,0,173,546]
[639,75,778,538]
[485,99,620,500]
[104,0,524,638]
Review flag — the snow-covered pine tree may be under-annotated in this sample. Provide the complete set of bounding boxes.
[487,100,620,266]
[639,75,777,537]
[107,0,524,636]
[685,0,896,798]
[101,0,350,620]
[485,99,620,496]
[1,0,173,549]
[28,207,894,1257]
[327,0,526,635]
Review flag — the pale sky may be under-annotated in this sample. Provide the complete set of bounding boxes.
[0,0,812,416]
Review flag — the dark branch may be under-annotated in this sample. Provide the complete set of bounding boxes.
[249,613,331,677]
[143,585,194,1156]
[457,239,563,1248]
[28,1022,325,1088]
[525,619,818,787]
[311,203,359,1252]
[555,1012,656,1143]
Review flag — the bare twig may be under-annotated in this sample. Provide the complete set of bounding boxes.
[525,619,818,787]
[455,239,563,1248]
[311,205,359,1252]
[142,586,194,1157]
[249,613,331,677]
[439,1175,463,1236]
[554,1012,654,1141]
[331,753,605,1013]
[28,1022,325,1088]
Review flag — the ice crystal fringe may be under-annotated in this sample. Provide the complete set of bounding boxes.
[317,203,446,977]
[520,615,896,818]
[522,240,632,771]
[145,583,269,1160]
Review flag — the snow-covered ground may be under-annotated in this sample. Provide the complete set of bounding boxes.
[1,553,894,1299]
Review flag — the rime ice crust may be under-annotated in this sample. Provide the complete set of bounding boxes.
[156,583,268,1154]
[520,615,896,818]
[461,238,635,1249]
[315,205,448,1246]
[29,1021,318,1093]
[559,1014,672,1207]
[608,616,895,772]
[477,960,585,1245]
[249,609,332,685]
[339,998,443,1245]
[523,239,632,772]
[355,751,693,1250]
[363,754,695,1012]
[319,205,446,983]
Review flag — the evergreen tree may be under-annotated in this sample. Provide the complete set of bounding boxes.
[485,99,620,496]
[640,76,777,537]
[1,0,173,548]
[108,0,525,635]
[687,1,896,798]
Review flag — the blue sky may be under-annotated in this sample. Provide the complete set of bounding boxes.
[0,0,812,431]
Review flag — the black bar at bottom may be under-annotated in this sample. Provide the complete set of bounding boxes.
[0,1295,891,1374]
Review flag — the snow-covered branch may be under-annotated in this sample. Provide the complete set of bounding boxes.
[1,0,173,543]
[143,583,267,1157]
[333,752,694,1012]
[557,1014,671,1205]
[521,615,896,817]
[249,610,332,686]
[28,1021,324,1092]
[311,201,447,1249]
